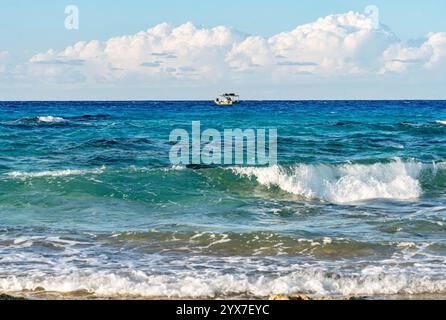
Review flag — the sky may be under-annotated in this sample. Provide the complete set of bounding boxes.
[1,0,446,100]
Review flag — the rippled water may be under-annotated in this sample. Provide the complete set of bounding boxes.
[0,101,446,299]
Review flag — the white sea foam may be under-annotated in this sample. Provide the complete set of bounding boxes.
[171,165,187,171]
[37,116,65,123]
[0,233,444,298]
[5,166,106,178]
[435,120,446,125]
[231,159,423,203]
[127,165,186,172]
[161,165,187,172]
[1,269,446,298]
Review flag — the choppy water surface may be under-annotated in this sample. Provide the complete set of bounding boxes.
[0,101,446,299]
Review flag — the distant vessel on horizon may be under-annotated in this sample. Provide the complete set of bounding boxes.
[214,93,240,106]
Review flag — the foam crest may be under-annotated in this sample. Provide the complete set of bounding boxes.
[232,159,423,203]
[6,166,106,178]
[1,269,446,298]
[37,116,66,123]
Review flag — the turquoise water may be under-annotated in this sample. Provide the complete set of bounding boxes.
[1,101,446,298]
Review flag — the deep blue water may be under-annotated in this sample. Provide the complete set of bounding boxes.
[0,100,446,298]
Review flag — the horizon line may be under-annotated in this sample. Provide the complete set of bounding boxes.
[1,99,446,102]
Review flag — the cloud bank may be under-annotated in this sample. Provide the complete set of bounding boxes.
[2,11,446,99]
[28,11,446,82]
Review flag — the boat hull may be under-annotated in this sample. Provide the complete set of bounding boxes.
[214,100,240,106]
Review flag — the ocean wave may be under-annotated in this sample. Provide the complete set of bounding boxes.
[2,114,113,128]
[231,159,424,203]
[1,116,69,128]
[3,165,191,180]
[5,166,106,178]
[103,231,442,257]
[435,120,446,126]
[84,137,153,148]
[2,268,446,299]
[1,230,445,298]
[3,160,444,202]
[36,116,66,123]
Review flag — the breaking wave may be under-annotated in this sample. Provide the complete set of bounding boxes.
[231,159,429,203]
[3,159,445,204]
[5,166,106,178]
[1,268,446,299]
[36,116,66,123]
[1,116,70,127]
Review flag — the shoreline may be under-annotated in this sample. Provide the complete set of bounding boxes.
[2,292,446,301]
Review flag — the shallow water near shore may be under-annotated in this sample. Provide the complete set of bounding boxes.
[1,100,446,299]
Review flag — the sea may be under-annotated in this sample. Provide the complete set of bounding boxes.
[0,100,446,299]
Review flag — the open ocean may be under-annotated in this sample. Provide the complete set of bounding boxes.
[1,100,446,299]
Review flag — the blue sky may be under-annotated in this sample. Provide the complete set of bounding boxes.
[1,1,446,100]
[3,1,446,54]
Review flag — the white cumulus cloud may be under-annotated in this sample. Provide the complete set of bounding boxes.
[382,32,446,73]
[24,11,446,87]
[29,22,244,83]
[267,12,398,74]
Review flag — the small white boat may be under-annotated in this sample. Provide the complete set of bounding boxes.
[214,93,240,106]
